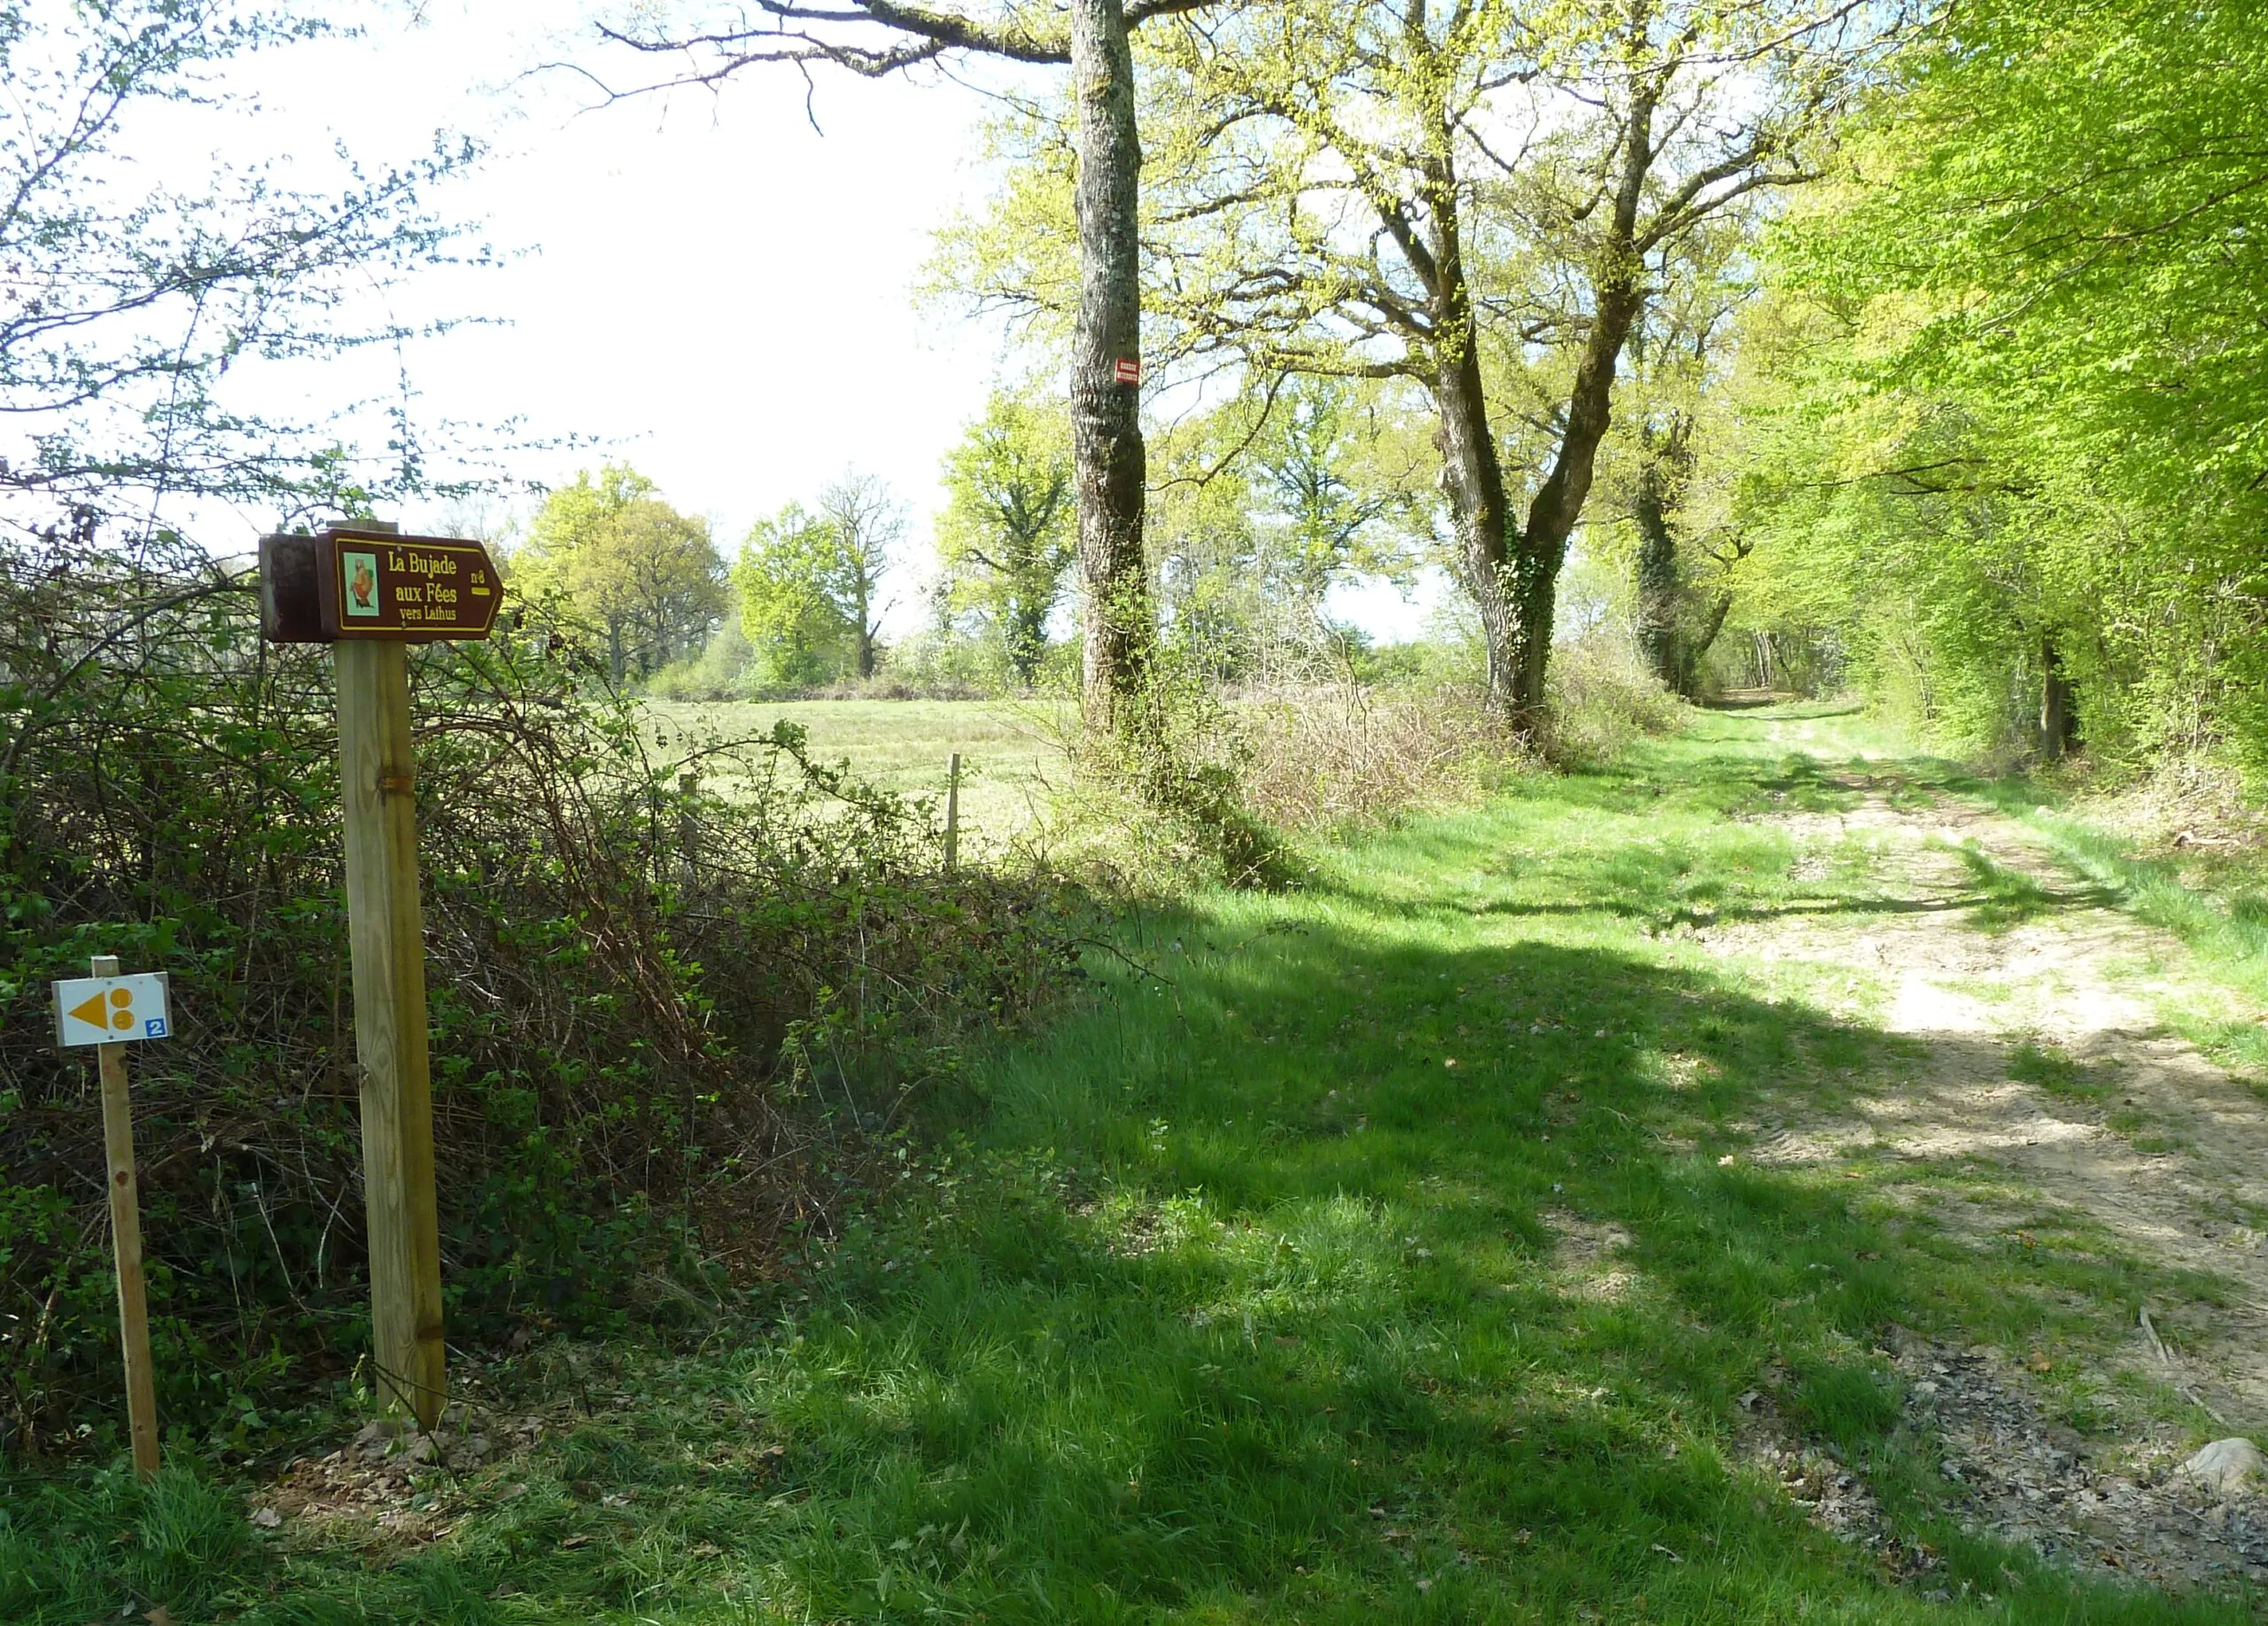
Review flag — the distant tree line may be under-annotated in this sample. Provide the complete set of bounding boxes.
[516,369,1451,704]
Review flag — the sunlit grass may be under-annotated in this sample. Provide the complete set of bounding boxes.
[645,696,1071,844]
[8,703,2257,1623]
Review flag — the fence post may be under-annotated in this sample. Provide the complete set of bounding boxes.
[944,751,962,873]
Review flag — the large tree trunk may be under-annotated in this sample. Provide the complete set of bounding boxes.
[1502,82,1660,727]
[1433,301,1517,716]
[1069,0,1152,735]
[1417,136,1523,721]
[1507,272,1645,720]
[1006,576,1048,688]
[2039,632,2078,760]
[1630,422,1705,696]
[1434,83,1655,733]
[1630,455,1681,689]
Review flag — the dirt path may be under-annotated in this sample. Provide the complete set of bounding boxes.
[1698,742,2268,1589]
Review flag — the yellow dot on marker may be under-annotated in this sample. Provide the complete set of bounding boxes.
[110,988,131,1006]
[113,1009,134,1029]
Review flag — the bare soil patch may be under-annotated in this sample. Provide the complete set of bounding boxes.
[1697,769,2268,1588]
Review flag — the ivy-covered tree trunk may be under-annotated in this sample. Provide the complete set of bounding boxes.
[1630,421,1713,696]
[1505,270,1646,720]
[2040,633,2078,760]
[1431,191,1518,714]
[1069,0,1153,734]
[1429,86,1653,732]
[1631,457,1682,689]
[1005,576,1051,688]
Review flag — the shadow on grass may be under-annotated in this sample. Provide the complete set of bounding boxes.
[646,924,2229,1626]
[10,717,2254,1626]
[1950,842,2118,932]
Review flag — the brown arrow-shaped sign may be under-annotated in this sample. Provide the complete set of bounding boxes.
[260,529,503,643]
[316,528,501,642]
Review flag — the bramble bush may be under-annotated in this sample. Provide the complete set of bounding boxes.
[0,533,1079,1459]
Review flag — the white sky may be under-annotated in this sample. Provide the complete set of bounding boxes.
[169,2,1442,641]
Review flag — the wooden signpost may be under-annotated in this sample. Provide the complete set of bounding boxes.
[52,957,172,1476]
[262,524,500,1428]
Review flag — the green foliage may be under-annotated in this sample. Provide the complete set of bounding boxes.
[1045,633,1302,895]
[1722,0,2268,776]
[736,476,904,691]
[936,392,1076,689]
[735,502,860,689]
[513,465,726,683]
[645,617,756,702]
[1137,383,1433,686]
[1245,377,1421,614]
[0,533,1078,1455]
[0,0,487,538]
[1543,636,1692,766]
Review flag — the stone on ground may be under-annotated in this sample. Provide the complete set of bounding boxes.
[2180,1437,2267,1495]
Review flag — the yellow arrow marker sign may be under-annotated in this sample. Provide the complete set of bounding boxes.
[53,973,172,1048]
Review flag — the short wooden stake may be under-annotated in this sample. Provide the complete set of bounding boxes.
[678,771,700,882]
[90,953,160,1478]
[944,751,962,873]
[335,640,447,1428]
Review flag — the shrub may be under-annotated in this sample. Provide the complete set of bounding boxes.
[645,619,755,701]
[1544,635,1689,764]
[1236,682,1519,835]
[1031,649,1301,895]
[0,534,1076,1457]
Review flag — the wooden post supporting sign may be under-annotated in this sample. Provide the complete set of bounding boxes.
[337,639,446,1427]
[53,955,173,1475]
[261,522,500,1430]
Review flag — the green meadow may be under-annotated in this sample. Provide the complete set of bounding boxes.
[9,706,2256,1624]
[645,697,1071,849]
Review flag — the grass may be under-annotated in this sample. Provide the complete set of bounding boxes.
[2006,1039,2117,1102]
[645,697,1071,846]
[8,704,2258,1623]
[1980,810,2268,1078]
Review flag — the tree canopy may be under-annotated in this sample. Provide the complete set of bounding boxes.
[516,465,726,682]
[1712,0,2268,774]
[734,473,904,690]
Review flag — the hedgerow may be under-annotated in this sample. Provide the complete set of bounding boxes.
[0,533,1078,1458]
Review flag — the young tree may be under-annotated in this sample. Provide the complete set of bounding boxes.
[936,393,1076,688]
[583,0,1227,736]
[517,466,726,682]
[1119,0,1884,731]
[736,502,857,689]
[1247,377,1417,621]
[0,0,483,544]
[734,475,903,687]
[816,471,902,681]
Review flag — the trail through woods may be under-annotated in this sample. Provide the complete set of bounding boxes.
[1686,716,2268,1588]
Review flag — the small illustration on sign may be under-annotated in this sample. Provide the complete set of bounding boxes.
[343,552,382,617]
